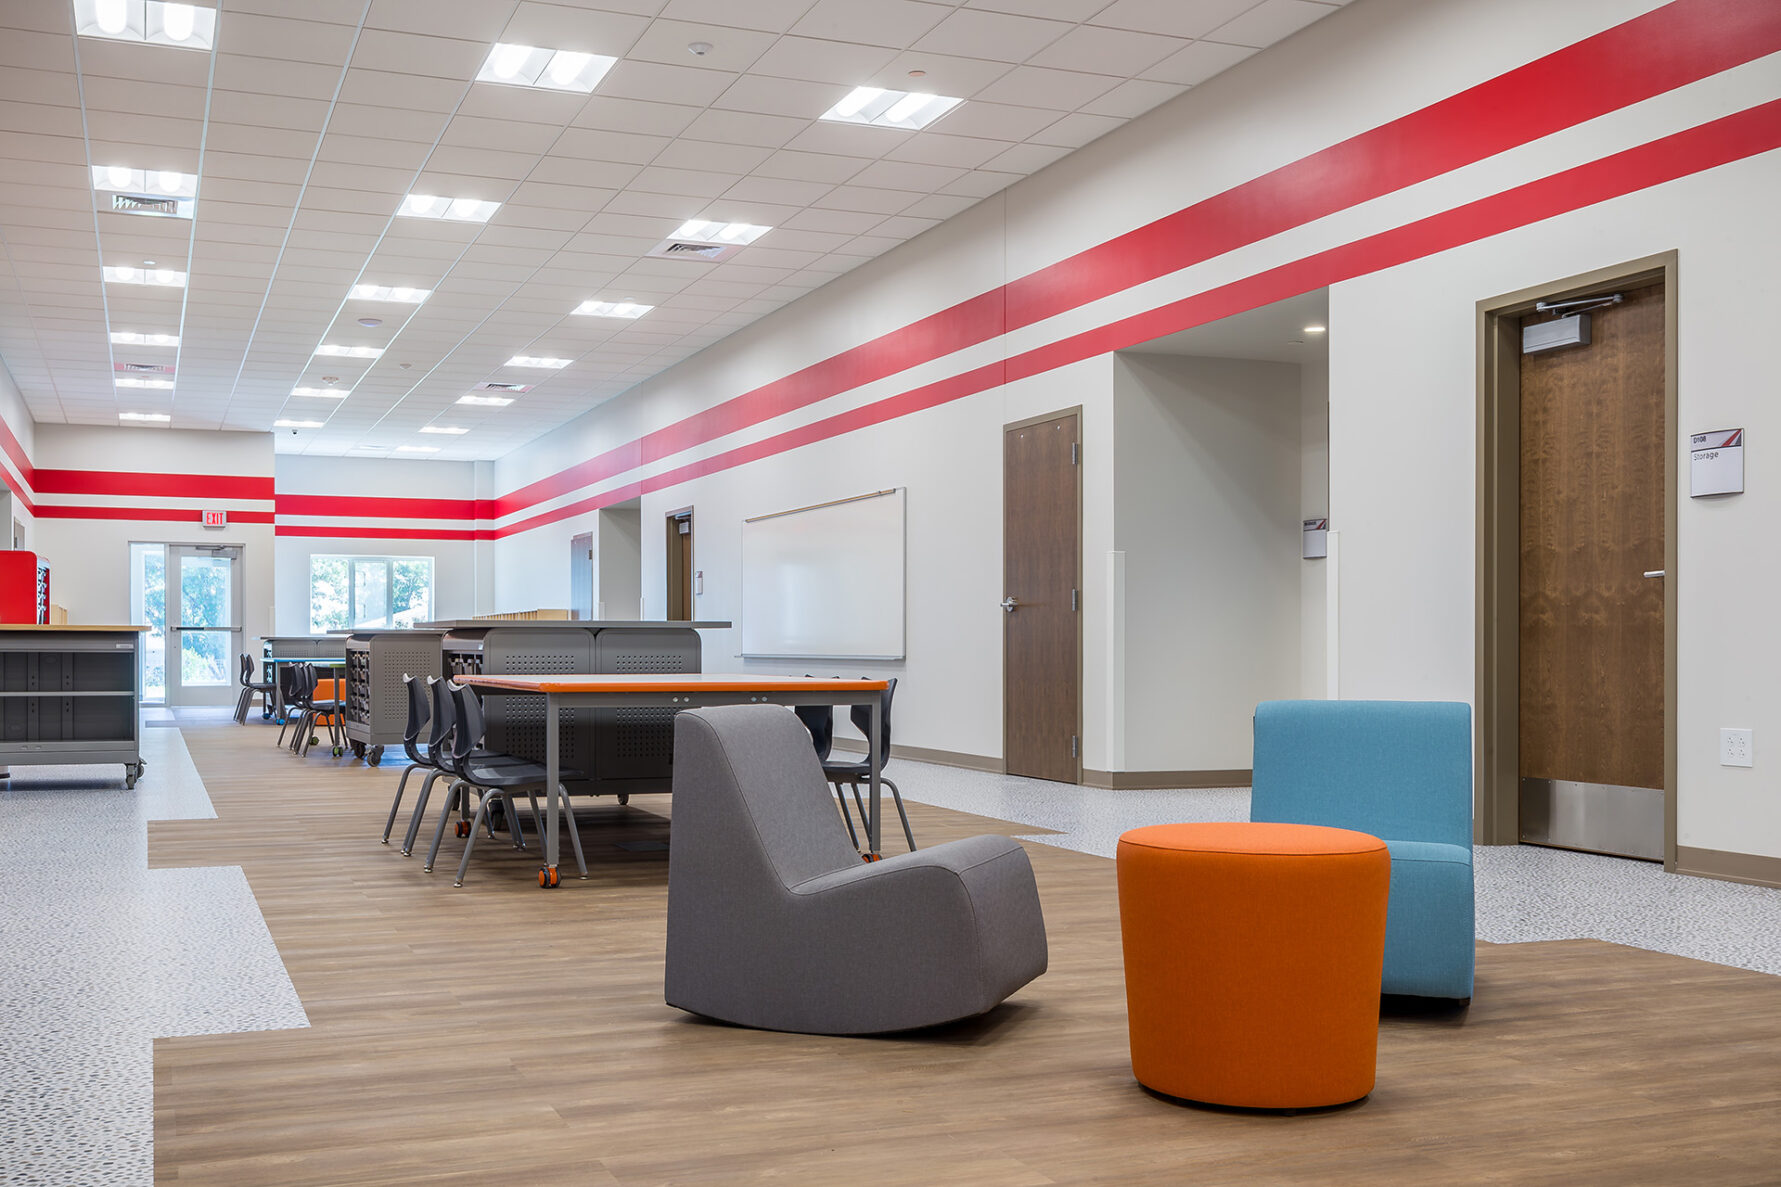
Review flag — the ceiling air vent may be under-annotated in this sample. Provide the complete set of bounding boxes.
[476,381,531,393]
[111,193,190,218]
[647,239,740,262]
[115,362,173,374]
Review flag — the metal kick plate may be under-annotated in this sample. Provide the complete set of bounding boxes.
[1519,777,1665,862]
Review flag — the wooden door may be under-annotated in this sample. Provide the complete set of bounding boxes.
[665,512,693,620]
[1519,283,1665,794]
[1004,412,1081,782]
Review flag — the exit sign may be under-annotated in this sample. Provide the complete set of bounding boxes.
[202,510,227,528]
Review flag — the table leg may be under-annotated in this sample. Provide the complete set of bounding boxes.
[868,696,883,857]
[544,692,560,885]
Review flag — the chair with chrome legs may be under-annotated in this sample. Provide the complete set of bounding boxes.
[381,675,436,845]
[398,677,528,855]
[426,682,589,887]
[821,677,915,852]
[233,654,275,724]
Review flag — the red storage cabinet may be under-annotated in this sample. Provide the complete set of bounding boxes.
[0,550,49,624]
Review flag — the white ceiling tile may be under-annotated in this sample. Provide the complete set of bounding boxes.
[911,9,1074,62]
[1027,110,1126,148]
[653,138,773,174]
[1140,39,1257,85]
[1027,24,1187,74]
[219,12,360,65]
[366,0,517,42]
[923,101,1056,142]
[1080,77,1186,118]
[1206,0,1335,48]
[626,19,777,74]
[498,2,653,57]
[712,74,845,120]
[749,37,899,87]
[792,0,954,49]
[756,149,867,185]
[350,29,490,79]
[1091,0,1262,39]
[975,65,1121,110]
[781,120,910,158]
[678,108,808,149]
[572,96,703,136]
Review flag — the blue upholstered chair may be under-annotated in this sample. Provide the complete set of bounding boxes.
[1250,700,1475,1001]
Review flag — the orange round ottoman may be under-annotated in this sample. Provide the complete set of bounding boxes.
[1116,822,1391,1109]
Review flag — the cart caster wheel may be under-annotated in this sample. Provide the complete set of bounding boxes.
[617,794,630,806]
[368,746,384,767]
[861,852,882,863]
[456,820,472,838]
[539,867,560,888]
[125,775,137,790]
[350,741,365,758]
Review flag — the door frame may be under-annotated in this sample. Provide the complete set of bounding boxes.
[1475,250,1678,866]
[1002,406,1084,783]
[166,542,248,707]
[663,506,693,621]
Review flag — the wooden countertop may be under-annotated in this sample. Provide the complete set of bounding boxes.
[0,624,148,632]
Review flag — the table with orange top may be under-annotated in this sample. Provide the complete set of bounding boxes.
[458,673,892,886]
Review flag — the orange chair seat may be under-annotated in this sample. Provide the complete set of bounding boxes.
[1116,821,1390,1109]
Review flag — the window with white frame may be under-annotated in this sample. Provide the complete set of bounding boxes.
[309,555,434,633]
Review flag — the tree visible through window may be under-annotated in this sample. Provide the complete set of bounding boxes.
[310,555,434,632]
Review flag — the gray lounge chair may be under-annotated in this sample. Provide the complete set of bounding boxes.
[665,705,1048,1035]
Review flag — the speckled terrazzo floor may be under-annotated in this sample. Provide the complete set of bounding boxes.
[0,724,307,1187]
[883,758,1781,977]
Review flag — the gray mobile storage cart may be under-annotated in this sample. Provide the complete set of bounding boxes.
[341,629,444,765]
[0,625,145,788]
[436,620,726,802]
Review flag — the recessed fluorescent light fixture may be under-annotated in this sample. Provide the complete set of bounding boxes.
[820,86,961,130]
[349,284,431,304]
[92,165,197,199]
[476,43,616,93]
[103,265,185,288]
[292,386,349,399]
[457,393,514,407]
[669,219,771,246]
[115,377,174,389]
[119,411,172,422]
[395,444,439,454]
[274,418,325,429]
[397,194,500,223]
[315,344,383,359]
[110,331,179,347]
[506,355,570,369]
[418,425,468,435]
[74,1,216,50]
[1303,324,1327,334]
[572,299,653,319]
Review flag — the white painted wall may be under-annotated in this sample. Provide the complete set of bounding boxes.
[1112,354,1305,772]
[472,0,1777,865]
[596,505,642,620]
[1300,360,1330,698]
[0,358,34,549]
[31,426,274,643]
[272,455,480,633]
[1330,146,1781,860]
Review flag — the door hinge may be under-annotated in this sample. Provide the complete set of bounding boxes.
[1071,588,1079,612]
[1071,442,1079,465]
[1071,735,1079,758]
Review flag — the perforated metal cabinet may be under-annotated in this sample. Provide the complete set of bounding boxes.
[441,624,703,798]
[342,631,444,762]
[0,629,144,787]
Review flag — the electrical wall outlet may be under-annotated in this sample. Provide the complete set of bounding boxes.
[1720,727,1754,768]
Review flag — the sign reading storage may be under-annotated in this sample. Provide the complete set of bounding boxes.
[741,489,905,660]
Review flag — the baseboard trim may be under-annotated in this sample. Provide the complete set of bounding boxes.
[829,739,1003,774]
[1674,845,1781,890]
[1081,768,1252,790]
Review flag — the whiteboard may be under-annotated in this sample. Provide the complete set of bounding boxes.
[741,489,905,660]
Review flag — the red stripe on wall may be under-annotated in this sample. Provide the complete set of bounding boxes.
[0,412,31,487]
[275,493,482,520]
[33,506,277,524]
[274,524,492,541]
[491,98,1781,539]
[34,469,274,500]
[489,0,1781,521]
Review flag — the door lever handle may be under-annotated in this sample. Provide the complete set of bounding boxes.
[1642,570,1665,579]
[1000,597,1019,612]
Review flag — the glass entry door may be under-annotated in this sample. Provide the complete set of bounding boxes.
[168,545,244,706]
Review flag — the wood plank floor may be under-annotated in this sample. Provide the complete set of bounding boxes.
[151,715,1781,1185]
